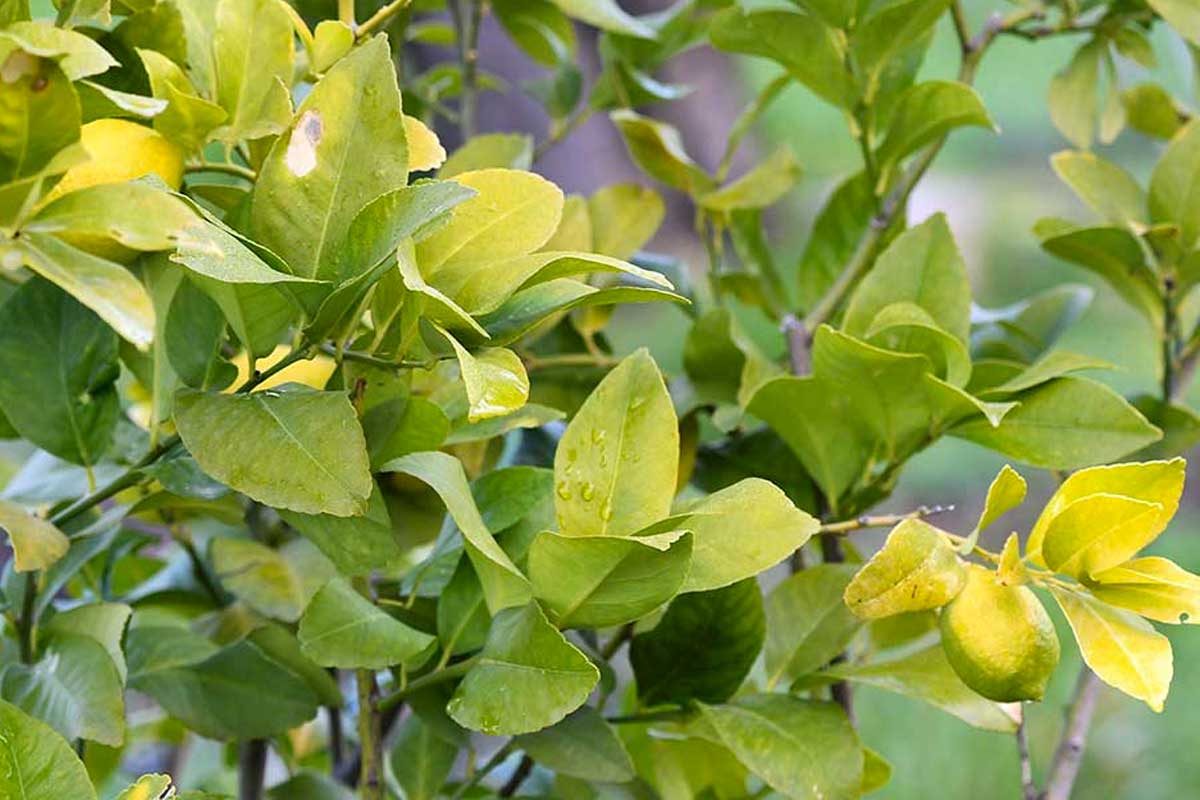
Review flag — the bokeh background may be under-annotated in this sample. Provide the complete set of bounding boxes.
[468,0,1200,796]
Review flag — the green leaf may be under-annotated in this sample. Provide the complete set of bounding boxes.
[515,706,634,782]
[1149,120,1200,247]
[27,181,196,254]
[765,564,862,689]
[138,48,227,152]
[210,538,320,622]
[0,277,119,467]
[336,181,476,284]
[264,771,352,799]
[42,601,131,683]
[381,451,532,613]
[0,21,117,80]
[210,0,293,142]
[709,8,854,110]
[851,0,947,99]
[950,377,1161,470]
[821,644,1019,731]
[1090,556,1200,624]
[587,182,663,260]
[0,699,96,800]
[1048,42,1101,149]
[695,694,862,800]
[250,36,408,281]
[278,482,402,576]
[679,478,818,593]
[417,168,564,281]
[439,133,533,177]
[1028,458,1185,565]
[1033,221,1160,325]
[1041,493,1164,578]
[974,464,1027,534]
[844,518,965,619]
[447,602,598,735]
[698,147,802,211]
[311,20,353,74]
[1049,586,1172,712]
[748,375,870,508]
[529,529,692,628]
[389,712,459,800]
[1,633,125,745]
[174,387,373,516]
[494,0,576,67]
[0,499,68,572]
[1122,83,1185,140]
[1051,150,1146,227]
[437,328,529,423]
[1146,0,1200,45]
[610,110,714,195]
[554,349,677,537]
[16,231,155,350]
[843,213,971,344]
[630,578,764,706]
[299,578,434,668]
[131,639,320,739]
[983,350,1113,396]
[0,57,79,185]
[551,0,653,37]
[876,81,993,188]
[77,81,165,121]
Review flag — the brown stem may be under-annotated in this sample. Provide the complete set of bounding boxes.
[237,739,268,800]
[1017,711,1037,800]
[1041,669,1102,800]
[499,754,534,797]
[818,504,955,535]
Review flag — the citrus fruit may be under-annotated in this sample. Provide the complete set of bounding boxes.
[44,119,185,203]
[939,564,1060,701]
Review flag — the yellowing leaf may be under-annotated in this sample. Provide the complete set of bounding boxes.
[417,168,564,275]
[1041,493,1163,578]
[997,533,1029,586]
[116,774,174,800]
[1050,586,1172,712]
[437,326,529,422]
[843,519,965,619]
[0,499,68,572]
[1089,556,1200,624]
[404,115,446,172]
[976,465,1026,533]
[1028,459,1185,565]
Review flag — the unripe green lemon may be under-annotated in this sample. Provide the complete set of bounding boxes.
[939,564,1060,702]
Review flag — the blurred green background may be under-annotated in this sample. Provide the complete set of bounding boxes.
[592,2,1200,796]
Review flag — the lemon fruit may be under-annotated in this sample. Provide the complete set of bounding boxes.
[939,564,1060,701]
[45,119,185,203]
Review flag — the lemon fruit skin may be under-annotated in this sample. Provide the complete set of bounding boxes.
[939,564,1060,702]
[45,119,185,202]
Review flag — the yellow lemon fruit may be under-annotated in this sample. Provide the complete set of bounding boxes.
[45,119,185,203]
[939,564,1060,701]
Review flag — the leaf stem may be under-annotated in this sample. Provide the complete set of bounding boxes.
[533,106,595,163]
[318,342,437,370]
[607,708,690,725]
[376,655,478,714]
[186,161,257,181]
[450,741,514,799]
[522,352,621,371]
[500,754,534,797]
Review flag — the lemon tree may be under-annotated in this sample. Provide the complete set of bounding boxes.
[2,0,1200,798]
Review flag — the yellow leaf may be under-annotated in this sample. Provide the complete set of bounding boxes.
[1089,556,1200,624]
[976,464,1026,532]
[997,532,1029,586]
[404,115,447,173]
[1041,493,1162,578]
[0,499,69,572]
[1050,585,1172,712]
[1027,459,1184,566]
[843,518,965,619]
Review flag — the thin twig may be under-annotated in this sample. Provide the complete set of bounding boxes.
[818,504,955,535]
[376,656,478,714]
[356,0,413,39]
[500,754,534,797]
[237,739,268,800]
[1017,711,1037,800]
[533,106,595,163]
[17,575,36,663]
[820,533,854,721]
[1041,669,1103,800]
[356,669,383,800]
[607,708,690,725]
[319,342,437,370]
[450,742,514,799]
[186,161,257,181]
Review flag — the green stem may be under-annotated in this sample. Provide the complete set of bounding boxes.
[376,656,478,714]
[17,574,36,663]
[533,106,596,163]
[318,342,435,370]
[450,742,514,800]
[356,669,383,800]
[337,0,354,27]
[451,0,484,140]
[607,708,690,725]
[186,162,257,181]
[818,504,955,534]
[356,0,413,39]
